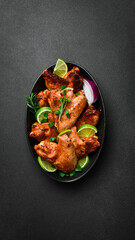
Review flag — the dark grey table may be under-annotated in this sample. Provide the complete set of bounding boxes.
[0,1,135,239]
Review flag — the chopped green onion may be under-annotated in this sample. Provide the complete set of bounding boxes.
[66,110,70,118]
[75,92,80,96]
[59,171,65,177]
[62,90,67,96]
[69,171,76,176]
[48,122,54,128]
[41,118,48,123]
[54,111,60,115]
[49,137,56,142]
[44,112,48,117]
[48,88,52,91]
[60,85,66,90]
[75,166,82,172]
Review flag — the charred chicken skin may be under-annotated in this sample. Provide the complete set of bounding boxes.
[29,65,101,173]
[76,105,101,128]
[46,89,87,132]
[29,122,57,142]
[34,134,77,173]
[69,126,100,159]
[43,67,83,92]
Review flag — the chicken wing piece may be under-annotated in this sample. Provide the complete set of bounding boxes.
[34,140,58,163]
[43,67,83,92]
[29,120,57,142]
[54,134,77,173]
[47,89,87,132]
[76,105,101,128]
[37,90,48,108]
[69,126,100,159]
[34,134,77,173]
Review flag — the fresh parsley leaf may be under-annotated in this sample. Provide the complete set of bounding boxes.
[66,110,70,118]
[75,92,80,96]
[48,122,54,128]
[49,137,56,142]
[60,85,66,90]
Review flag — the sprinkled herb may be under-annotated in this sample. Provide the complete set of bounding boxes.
[66,110,70,118]
[75,92,80,96]
[69,170,76,176]
[60,85,66,90]
[48,122,54,128]
[62,90,67,96]
[25,93,39,114]
[54,111,60,115]
[59,171,65,177]
[49,137,56,142]
[48,88,52,91]
[41,118,48,123]
[44,112,48,117]
[75,166,82,172]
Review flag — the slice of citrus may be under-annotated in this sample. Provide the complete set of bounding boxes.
[37,156,56,172]
[77,155,90,168]
[53,58,68,78]
[35,107,52,124]
[57,129,71,142]
[77,124,97,139]
[61,87,74,93]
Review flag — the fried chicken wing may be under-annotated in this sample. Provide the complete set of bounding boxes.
[43,67,83,92]
[34,134,77,173]
[37,90,48,108]
[54,134,77,172]
[46,89,87,132]
[34,140,58,163]
[69,126,100,159]
[76,105,101,128]
[29,120,57,142]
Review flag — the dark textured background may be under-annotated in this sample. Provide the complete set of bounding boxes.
[0,0,135,239]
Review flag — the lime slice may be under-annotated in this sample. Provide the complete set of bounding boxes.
[38,156,56,172]
[77,124,97,138]
[53,58,68,78]
[77,155,90,168]
[57,129,71,142]
[61,87,74,93]
[35,107,52,124]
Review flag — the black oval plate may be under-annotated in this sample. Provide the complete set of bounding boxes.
[26,63,105,182]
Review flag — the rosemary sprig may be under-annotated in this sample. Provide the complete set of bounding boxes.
[25,93,39,114]
[57,96,71,120]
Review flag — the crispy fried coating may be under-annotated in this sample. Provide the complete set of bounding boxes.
[76,105,101,128]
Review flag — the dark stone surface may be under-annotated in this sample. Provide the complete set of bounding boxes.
[0,0,135,239]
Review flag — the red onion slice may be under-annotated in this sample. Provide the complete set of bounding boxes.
[83,77,99,105]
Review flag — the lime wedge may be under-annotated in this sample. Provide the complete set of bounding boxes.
[53,59,68,78]
[38,156,56,172]
[77,155,90,168]
[61,87,74,93]
[77,124,97,139]
[57,129,71,142]
[35,107,52,124]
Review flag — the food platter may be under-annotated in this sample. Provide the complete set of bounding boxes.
[26,63,105,182]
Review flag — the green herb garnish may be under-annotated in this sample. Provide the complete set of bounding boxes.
[62,90,67,96]
[69,170,76,176]
[49,137,56,142]
[48,88,52,91]
[44,112,48,117]
[60,85,66,90]
[75,92,80,97]
[75,166,82,172]
[54,111,60,115]
[25,93,39,114]
[48,122,54,128]
[66,110,70,118]
[59,171,65,177]
[41,118,48,123]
